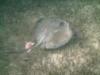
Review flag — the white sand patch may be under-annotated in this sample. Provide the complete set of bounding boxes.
[48,53,64,67]
[67,51,87,66]
[91,39,99,49]
[42,53,65,68]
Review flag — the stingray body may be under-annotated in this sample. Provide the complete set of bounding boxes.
[31,18,73,49]
[25,18,73,51]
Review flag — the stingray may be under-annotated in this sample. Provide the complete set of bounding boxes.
[25,18,73,52]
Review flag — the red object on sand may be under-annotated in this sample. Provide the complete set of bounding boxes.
[25,42,34,50]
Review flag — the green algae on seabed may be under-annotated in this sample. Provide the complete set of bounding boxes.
[0,0,100,75]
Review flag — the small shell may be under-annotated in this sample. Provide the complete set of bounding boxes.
[25,42,34,49]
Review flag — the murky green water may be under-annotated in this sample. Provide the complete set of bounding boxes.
[0,0,100,75]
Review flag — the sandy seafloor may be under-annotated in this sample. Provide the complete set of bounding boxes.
[0,0,100,75]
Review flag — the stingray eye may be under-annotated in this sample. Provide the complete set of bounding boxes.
[59,22,65,27]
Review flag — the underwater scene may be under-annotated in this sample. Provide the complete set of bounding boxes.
[0,0,100,75]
